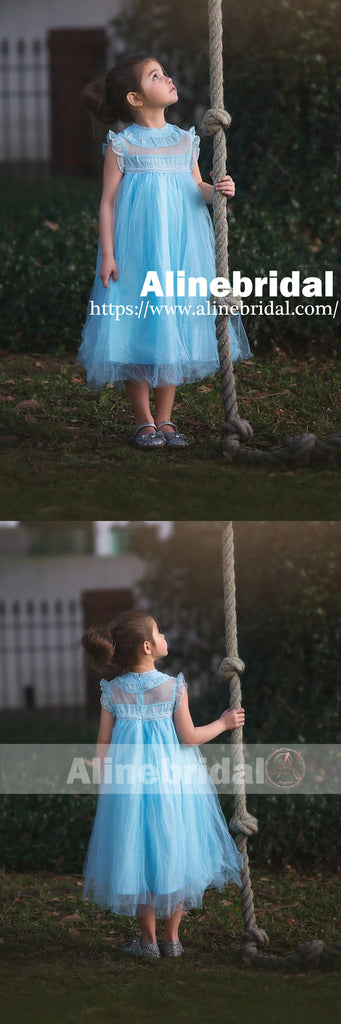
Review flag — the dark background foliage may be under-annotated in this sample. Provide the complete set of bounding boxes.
[131,521,341,745]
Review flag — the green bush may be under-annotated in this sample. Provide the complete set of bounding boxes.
[0,794,96,873]
[1,790,339,873]
[0,178,100,355]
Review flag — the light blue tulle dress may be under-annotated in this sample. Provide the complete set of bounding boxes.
[78,122,252,388]
[82,669,244,919]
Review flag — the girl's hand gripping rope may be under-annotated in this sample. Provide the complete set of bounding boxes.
[218,706,245,730]
[210,170,235,197]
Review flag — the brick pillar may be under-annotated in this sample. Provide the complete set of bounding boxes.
[47,28,107,176]
[81,589,134,714]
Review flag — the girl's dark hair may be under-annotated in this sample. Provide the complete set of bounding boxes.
[81,53,159,126]
[81,609,156,676]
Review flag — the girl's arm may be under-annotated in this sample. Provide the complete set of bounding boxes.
[99,147,124,287]
[191,161,235,205]
[173,687,244,746]
[96,707,115,782]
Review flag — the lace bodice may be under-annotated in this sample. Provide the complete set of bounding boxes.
[102,123,200,174]
[99,669,188,720]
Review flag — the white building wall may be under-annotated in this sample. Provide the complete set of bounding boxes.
[0,0,123,160]
[0,552,145,709]
[0,552,144,601]
[1,0,123,44]
[93,521,174,554]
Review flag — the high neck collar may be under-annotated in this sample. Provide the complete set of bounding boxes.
[107,668,165,689]
[127,121,169,133]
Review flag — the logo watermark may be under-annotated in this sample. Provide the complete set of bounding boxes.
[265,748,306,789]
[1,744,340,795]
[89,298,339,320]
[89,267,337,319]
[139,270,334,299]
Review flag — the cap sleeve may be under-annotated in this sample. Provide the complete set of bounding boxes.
[189,125,200,168]
[99,678,113,713]
[102,130,125,172]
[173,672,188,713]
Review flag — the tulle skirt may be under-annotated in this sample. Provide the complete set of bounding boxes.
[78,170,252,389]
[82,719,244,919]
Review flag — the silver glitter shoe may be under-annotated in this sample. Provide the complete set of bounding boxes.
[121,937,160,959]
[155,420,189,447]
[158,939,185,957]
[131,422,166,449]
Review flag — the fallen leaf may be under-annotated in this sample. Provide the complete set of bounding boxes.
[44,220,60,231]
[60,913,80,924]
[16,398,38,410]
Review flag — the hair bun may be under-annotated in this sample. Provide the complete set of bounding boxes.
[81,76,115,125]
[81,626,115,670]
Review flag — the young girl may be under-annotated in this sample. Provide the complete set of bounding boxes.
[78,54,252,449]
[81,609,245,959]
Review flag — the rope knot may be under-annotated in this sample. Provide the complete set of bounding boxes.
[201,107,231,135]
[229,812,258,836]
[219,656,245,680]
[297,940,325,966]
[287,433,317,466]
[222,418,254,444]
[242,927,270,954]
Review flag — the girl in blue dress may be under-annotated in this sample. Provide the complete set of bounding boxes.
[78,54,252,448]
[81,609,245,959]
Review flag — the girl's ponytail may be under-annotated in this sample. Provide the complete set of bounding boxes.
[81,626,116,672]
[81,76,116,127]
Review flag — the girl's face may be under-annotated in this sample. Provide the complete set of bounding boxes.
[150,619,168,660]
[135,60,178,111]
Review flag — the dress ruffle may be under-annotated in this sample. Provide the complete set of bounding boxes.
[102,130,125,173]
[189,125,201,168]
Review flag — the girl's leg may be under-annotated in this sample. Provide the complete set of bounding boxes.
[153,385,176,433]
[125,381,155,434]
[162,904,183,943]
[136,904,157,947]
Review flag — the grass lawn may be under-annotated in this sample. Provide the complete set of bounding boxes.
[0,866,340,1023]
[0,350,340,519]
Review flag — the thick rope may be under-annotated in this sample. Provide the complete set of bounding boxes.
[201,0,252,450]
[222,433,341,467]
[221,522,341,968]
[202,0,341,466]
